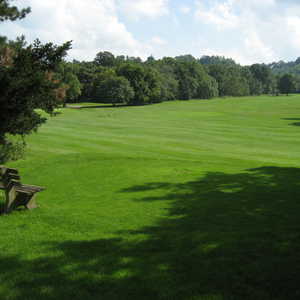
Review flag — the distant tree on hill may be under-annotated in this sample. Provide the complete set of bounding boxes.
[199,55,236,66]
[146,55,155,64]
[175,54,197,63]
[94,51,115,67]
[278,74,296,95]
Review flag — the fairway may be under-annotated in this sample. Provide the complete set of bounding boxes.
[2,95,300,299]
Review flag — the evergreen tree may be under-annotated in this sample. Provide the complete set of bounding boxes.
[0,0,71,162]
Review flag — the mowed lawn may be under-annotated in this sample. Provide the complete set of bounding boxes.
[2,95,300,299]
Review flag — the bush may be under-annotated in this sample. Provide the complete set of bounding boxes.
[0,138,25,163]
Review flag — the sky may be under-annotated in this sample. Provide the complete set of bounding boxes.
[2,0,300,65]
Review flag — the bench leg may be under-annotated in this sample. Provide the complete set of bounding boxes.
[4,186,18,213]
[25,193,38,210]
[4,190,38,213]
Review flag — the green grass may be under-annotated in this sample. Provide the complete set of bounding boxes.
[2,95,300,299]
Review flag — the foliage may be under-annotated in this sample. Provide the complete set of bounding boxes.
[197,75,219,99]
[0,0,30,21]
[0,0,71,163]
[250,64,272,93]
[208,64,250,97]
[0,137,25,163]
[57,62,82,105]
[117,63,160,105]
[199,55,236,66]
[94,51,115,67]
[278,74,296,95]
[94,74,134,105]
[0,39,71,141]
[54,52,300,104]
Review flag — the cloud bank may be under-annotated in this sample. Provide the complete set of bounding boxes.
[2,0,300,64]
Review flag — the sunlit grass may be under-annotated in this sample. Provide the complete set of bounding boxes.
[1,95,300,299]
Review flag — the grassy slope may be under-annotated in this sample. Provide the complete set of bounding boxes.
[1,95,300,299]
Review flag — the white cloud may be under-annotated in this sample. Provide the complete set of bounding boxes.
[2,0,152,61]
[151,36,167,46]
[118,0,169,20]
[194,0,300,64]
[4,0,300,64]
[195,0,239,30]
[286,16,300,50]
[179,5,191,14]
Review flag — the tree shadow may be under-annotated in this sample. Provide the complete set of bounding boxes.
[281,118,300,126]
[1,166,300,299]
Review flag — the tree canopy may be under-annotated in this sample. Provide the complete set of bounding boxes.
[0,0,30,21]
[0,0,71,162]
[278,74,296,95]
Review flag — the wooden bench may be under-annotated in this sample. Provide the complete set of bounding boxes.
[0,166,45,213]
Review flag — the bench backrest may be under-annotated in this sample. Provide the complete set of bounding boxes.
[0,167,21,190]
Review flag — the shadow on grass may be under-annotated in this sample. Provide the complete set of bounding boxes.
[282,118,300,126]
[2,166,300,299]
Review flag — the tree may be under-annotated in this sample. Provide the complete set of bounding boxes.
[197,76,219,99]
[0,0,71,162]
[57,62,82,105]
[175,54,197,63]
[249,64,272,93]
[0,0,30,21]
[94,51,115,67]
[94,75,134,105]
[278,74,296,95]
[117,63,160,105]
[73,61,104,101]
[208,64,250,97]
[199,55,236,66]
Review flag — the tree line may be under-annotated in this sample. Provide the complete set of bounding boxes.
[59,52,299,106]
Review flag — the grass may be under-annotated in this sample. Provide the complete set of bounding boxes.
[1,95,300,299]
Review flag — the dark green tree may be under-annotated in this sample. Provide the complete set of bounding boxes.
[175,54,197,63]
[57,62,82,105]
[0,39,71,139]
[197,75,219,99]
[208,64,249,97]
[73,62,105,101]
[0,0,71,162]
[250,64,272,93]
[117,63,160,105]
[199,55,236,66]
[278,74,296,95]
[94,75,134,105]
[0,0,30,21]
[94,51,115,67]
[175,62,199,100]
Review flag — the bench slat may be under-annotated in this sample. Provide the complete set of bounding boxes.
[16,184,45,193]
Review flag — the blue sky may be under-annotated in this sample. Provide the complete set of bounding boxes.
[2,0,300,65]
